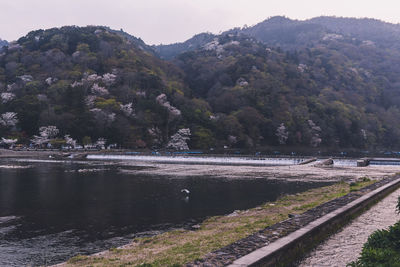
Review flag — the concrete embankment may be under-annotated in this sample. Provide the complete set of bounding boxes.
[298,186,400,266]
[188,175,400,267]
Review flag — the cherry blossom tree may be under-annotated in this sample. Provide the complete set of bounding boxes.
[85,95,97,107]
[31,126,59,147]
[308,120,322,147]
[120,102,134,117]
[64,134,77,148]
[276,123,289,145]
[0,112,18,127]
[91,83,109,96]
[102,73,117,86]
[156,94,181,117]
[1,137,17,148]
[1,93,15,103]
[95,138,107,149]
[167,128,191,150]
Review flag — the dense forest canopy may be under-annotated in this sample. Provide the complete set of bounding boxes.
[1,16,400,151]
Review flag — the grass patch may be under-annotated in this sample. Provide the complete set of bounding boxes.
[62,179,376,267]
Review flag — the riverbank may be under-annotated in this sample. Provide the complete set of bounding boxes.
[56,176,392,267]
[298,186,400,266]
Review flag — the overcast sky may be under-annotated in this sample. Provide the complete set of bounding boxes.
[1,0,400,44]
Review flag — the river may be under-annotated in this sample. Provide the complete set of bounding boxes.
[0,158,331,266]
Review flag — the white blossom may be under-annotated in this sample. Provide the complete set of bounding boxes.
[0,112,18,127]
[1,137,17,146]
[203,39,220,51]
[45,77,57,86]
[308,120,322,147]
[72,51,81,59]
[236,77,249,87]
[276,123,289,145]
[1,93,15,103]
[156,94,181,116]
[31,135,48,146]
[18,75,33,83]
[361,129,367,140]
[31,126,59,147]
[7,83,17,92]
[102,73,117,86]
[90,108,101,113]
[120,102,134,117]
[209,115,218,121]
[322,33,343,41]
[91,83,109,96]
[39,126,59,139]
[108,112,116,122]
[85,95,97,107]
[298,64,308,73]
[86,74,102,83]
[136,91,146,97]
[71,81,83,88]
[167,128,191,150]
[95,138,107,149]
[64,134,77,148]
[228,135,237,144]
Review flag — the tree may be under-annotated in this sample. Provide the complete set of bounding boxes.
[167,128,191,150]
[64,134,77,148]
[308,120,322,147]
[0,112,18,127]
[276,123,289,144]
[1,137,17,148]
[31,126,59,147]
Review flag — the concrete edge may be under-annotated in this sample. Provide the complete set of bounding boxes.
[228,177,400,267]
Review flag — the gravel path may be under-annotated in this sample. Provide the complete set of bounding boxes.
[298,187,400,267]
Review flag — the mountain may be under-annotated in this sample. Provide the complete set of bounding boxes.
[174,32,400,149]
[155,16,400,58]
[239,16,400,50]
[1,19,400,151]
[0,26,202,149]
[154,32,216,60]
[106,27,156,55]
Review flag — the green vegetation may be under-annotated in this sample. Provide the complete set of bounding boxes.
[1,18,400,150]
[64,179,374,267]
[348,195,400,267]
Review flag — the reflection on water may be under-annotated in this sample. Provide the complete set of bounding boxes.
[0,160,331,266]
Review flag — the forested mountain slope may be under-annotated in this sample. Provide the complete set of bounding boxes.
[0,26,201,149]
[1,19,400,150]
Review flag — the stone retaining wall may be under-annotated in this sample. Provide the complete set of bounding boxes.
[187,175,400,267]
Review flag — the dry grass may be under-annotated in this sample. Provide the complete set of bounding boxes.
[59,179,375,267]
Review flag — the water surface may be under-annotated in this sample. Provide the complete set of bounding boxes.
[0,159,331,266]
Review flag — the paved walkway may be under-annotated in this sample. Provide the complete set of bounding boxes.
[298,187,400,267]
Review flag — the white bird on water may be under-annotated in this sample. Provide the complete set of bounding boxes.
[181,189,190,195]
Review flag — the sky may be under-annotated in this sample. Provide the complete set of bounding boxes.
[1,0,400,45]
